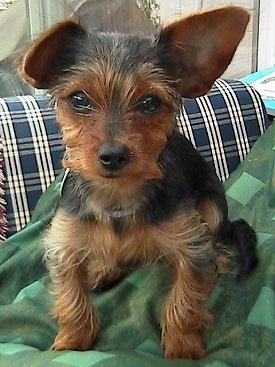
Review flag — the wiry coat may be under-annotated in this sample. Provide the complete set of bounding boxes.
[19,6,257,359]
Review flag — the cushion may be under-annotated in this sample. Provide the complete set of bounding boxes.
[0,95,63,237]
[177,79,268,181]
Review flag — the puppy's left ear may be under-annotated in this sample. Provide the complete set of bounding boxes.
[158,6,250,98]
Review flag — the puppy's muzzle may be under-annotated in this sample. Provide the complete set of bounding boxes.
[98,142,130,171]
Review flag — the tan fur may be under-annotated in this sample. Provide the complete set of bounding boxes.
[151,211,227,358]
[44,209,229,356]
[197,198,223,233]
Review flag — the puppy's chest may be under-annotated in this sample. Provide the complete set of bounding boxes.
[84,208,204,263]
[86,217,157,261]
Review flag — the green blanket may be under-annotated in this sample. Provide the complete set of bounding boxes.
[0,124,275,367]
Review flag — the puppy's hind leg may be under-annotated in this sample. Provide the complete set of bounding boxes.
[197,197,258,278]
[89,260,129,291]
[44,210,98,351]
[230,219,258,279]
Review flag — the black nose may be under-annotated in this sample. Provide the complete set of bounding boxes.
[98,142,130,171]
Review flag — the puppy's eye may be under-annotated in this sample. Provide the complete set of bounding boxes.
[137,94,162,115]
[69,91,93,114]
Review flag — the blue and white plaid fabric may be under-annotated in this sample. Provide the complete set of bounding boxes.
[177,79,267,181]
[0,79,268,237]
[0,95,63,237]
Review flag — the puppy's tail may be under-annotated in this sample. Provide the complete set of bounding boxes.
[229,219,258,279]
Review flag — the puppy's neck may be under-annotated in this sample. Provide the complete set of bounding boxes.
[61,169,147,221]
[88,181,144,221]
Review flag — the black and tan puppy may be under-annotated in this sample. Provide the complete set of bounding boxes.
[19,6,257,359]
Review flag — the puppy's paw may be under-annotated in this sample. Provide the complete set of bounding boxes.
[51,323,98,351]
[162,330,205,359]
[51,332,91,351]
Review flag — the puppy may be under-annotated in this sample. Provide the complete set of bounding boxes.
[19,6,257,359]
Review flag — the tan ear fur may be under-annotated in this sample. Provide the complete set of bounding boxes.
[19,20,85,89]
[159,6,250,98]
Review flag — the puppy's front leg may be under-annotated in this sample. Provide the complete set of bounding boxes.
[161,262,213,359]
[156,212,222,359]
[44,211,98,351]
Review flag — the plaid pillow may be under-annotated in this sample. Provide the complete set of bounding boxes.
[0,95,63,237]
[0,79,268,237]
[177,79,267,181]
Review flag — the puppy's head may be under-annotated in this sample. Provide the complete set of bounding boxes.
[20,7,249,190]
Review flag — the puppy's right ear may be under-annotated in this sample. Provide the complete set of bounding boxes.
[19,20,85,89]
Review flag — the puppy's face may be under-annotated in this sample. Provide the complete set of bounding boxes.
[20,7,250,189]
[52,33,177,186]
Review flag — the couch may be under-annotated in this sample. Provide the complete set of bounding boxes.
[0,79,274,367]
